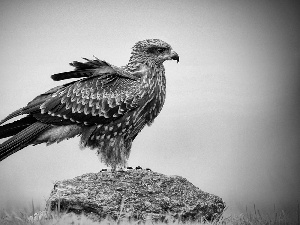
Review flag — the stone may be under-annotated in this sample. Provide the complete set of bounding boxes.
[46,169,225,223]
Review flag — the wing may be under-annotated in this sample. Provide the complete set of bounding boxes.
[51,57,138,81]
[35,71,147,126]
[0,82,75,125]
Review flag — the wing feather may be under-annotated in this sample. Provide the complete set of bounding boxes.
[0,84,69,125]
[37,70,147,126]
[2,57,147,128]
[51,57,139,81]
[51,57,112,81]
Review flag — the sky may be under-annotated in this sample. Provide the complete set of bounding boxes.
[0,0,299,221]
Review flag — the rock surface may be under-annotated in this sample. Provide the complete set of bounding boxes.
[46,168,225,222]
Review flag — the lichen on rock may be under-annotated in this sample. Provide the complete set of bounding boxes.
[47,169,225,223]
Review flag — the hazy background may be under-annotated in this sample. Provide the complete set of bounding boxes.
[0,0,299,220]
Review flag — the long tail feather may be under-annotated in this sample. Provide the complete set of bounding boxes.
[0,116,37,139]
[0,122,51,161]
[0,108,24,125]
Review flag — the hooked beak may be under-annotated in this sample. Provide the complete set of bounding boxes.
[170,50,179,63]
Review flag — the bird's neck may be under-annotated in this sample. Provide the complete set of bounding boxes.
[125,59,166,98]
[125,58,165,74]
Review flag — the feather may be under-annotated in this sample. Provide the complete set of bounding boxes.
[0,116,36,139]
[80,125,97,148]
[0,108,24,125]
[0,122,51,161]
[0,86,63,125]
[51,71,94,81]
[101,98,110,112]
[35,125,81,145]
[51,57,113,81]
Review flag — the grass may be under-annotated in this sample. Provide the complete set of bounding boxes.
[0,202,299,225]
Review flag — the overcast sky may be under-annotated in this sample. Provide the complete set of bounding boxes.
[0,0,299,220]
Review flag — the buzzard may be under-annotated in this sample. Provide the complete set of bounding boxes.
[0,39,179,169]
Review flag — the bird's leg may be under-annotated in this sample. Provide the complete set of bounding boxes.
[118,166,125,172]
[112,165,126,172]
[111,164,117,172]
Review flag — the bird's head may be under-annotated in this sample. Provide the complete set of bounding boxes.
[129,39,179,65]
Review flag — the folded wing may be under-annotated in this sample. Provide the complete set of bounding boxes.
[36,72,146,126]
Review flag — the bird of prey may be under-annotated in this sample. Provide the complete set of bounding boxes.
[0,39,179,169]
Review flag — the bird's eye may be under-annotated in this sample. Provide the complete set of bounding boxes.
[147,47,166,54]
[157,48,165,53]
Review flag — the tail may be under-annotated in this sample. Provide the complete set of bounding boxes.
[0,116,37,138]
[0,117,51,161]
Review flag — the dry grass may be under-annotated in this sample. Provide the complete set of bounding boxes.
[0,202,299,225]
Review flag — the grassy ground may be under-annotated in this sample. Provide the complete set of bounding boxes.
[0,203,298,225]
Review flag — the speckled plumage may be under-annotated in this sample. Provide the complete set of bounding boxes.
[0,39,179,169]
